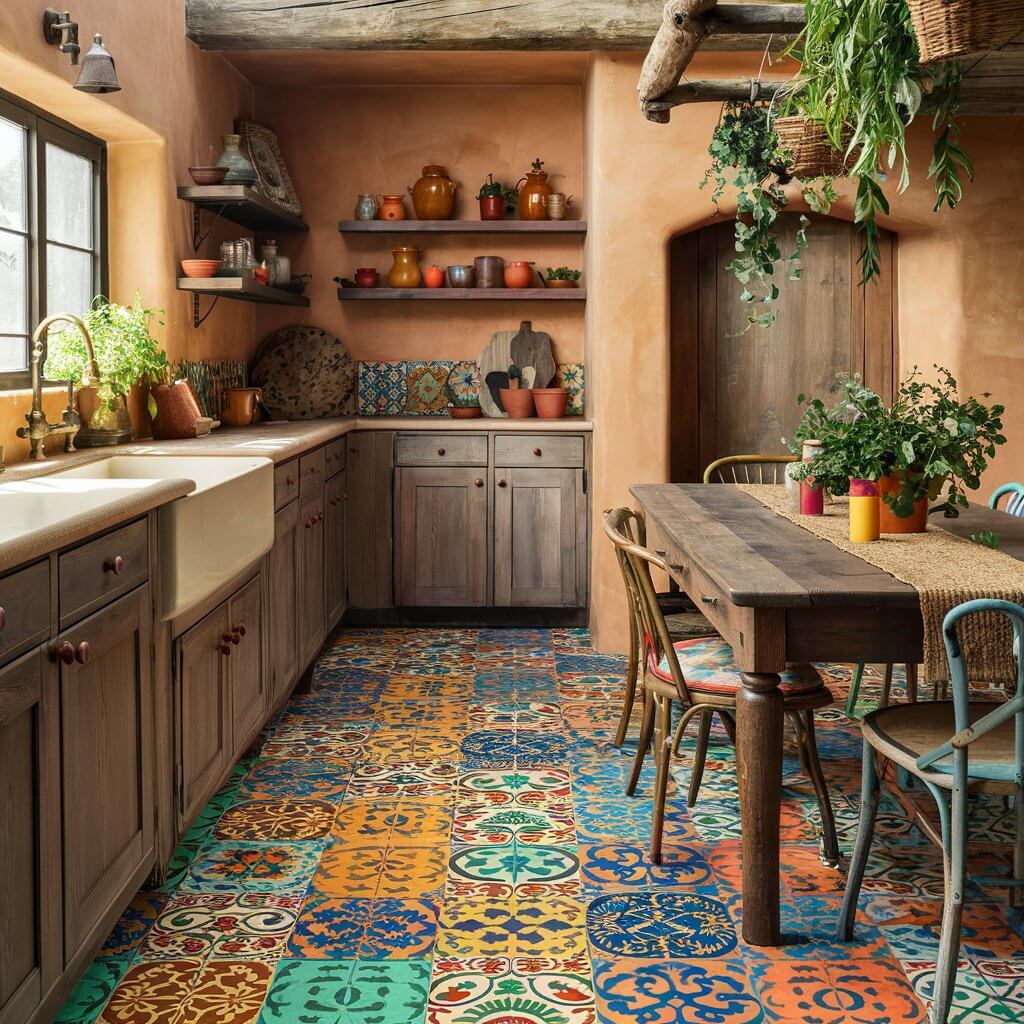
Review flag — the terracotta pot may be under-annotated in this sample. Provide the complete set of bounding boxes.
[450,406,482,419]
[423,265,446,289]
[543,279,577,289]
[388,247,422,288]
[503,261,534,289]
[479,196,504,220]
[499,387,535,419]
[355,267,379,288]
[378,194,406,220]
[878,474,930,533]
[151,380,205,440]
[533,387,568,419]
[517,160,552,221]
[410,165,457,220]
[223,386,262,427]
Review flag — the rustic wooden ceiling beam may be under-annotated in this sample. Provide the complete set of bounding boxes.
[184,0,804,52]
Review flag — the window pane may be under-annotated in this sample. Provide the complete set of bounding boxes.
[0,230,28,333]
[0,117,27,232]
[0,336,28,373]
[46,142,93,249]
[47,244,93,316]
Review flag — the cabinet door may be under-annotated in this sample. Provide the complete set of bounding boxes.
[227,575,265,756]
[60,586,153,959]
[267,501,300,708]
[494,468,582,607]
[299,488,325,669]
[396,467,488,607]
[346,431,395,609]
[177,602,231,832]
[325,471,348,631]
[0,647,59,1024]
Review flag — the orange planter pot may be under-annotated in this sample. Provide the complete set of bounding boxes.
[878,474,929,533]
[499,387,535,418]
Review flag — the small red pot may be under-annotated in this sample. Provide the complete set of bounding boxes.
[355,267,379,288]
[423,265,446,289]
[533,387,568,419]
[499,387,535,418]
[479,196,504,220]
[504,261,534,289]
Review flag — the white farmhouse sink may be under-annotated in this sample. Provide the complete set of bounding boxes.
[54,455,274,620]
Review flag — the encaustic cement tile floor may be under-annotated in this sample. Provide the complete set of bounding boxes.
[57,628,1024,1024]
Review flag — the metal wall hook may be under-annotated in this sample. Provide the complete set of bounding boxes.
[43,8,80,65]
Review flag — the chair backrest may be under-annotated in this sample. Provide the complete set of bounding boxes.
[916,599,1024,785]
[601,507,694,705]
[703,454,792,485]
[989,483,1024,518]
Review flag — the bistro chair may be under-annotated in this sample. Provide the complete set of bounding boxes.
[602,508,841,866]
[990,482,1024,517]
[702,453,792,484]
[838,598,1024,1024]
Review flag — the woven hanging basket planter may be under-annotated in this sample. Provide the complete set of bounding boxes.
[774,117,851,180]
[907,0,1024,64]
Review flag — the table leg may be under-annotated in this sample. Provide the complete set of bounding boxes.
[737,671,784,945]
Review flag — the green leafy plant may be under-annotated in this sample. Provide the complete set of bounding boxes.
[701,102,836,328]
[475,174,518,212]
[971,530,1000,550]
[45,293,169,418]
[543,267,582,283]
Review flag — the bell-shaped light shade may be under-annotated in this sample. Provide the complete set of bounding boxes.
[74,34,120,93]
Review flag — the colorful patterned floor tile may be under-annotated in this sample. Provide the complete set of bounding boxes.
[57,632,1024,1023]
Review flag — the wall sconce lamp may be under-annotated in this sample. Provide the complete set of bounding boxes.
[42,8,80,64]
[43,9,120,93]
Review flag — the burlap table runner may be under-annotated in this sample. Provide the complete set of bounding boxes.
[737,485,1024,685]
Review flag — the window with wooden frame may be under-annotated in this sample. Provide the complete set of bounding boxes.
[0,91,108,390]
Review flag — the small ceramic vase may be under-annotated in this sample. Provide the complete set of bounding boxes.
[355,194,378,221]
[355,268,379,288]
[388,247,422,288]
[215,134,256,185]
[410,165,457,220]
[378,195,407,221]
[503,261,534,289]
[423,265,445,289]
[849,479,881,543]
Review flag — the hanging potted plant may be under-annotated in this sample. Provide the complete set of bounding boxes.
[906,0,1024,64]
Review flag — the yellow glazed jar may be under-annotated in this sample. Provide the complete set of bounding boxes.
[388,247,422,288]
[849,479,881,543]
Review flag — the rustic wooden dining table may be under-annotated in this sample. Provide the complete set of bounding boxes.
[629,482,1024,946]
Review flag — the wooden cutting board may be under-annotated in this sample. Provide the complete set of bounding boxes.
[478,329,516,417]
[510,321,556,391]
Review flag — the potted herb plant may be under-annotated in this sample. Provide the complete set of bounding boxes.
[476,175,517,220]
[45,293,170,439]
[541,267,582,289]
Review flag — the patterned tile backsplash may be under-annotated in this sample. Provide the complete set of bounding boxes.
[405,361,454,416]
[358,361,408,417]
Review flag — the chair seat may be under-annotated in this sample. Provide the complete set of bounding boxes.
[664,611,719,643]
[648,636,824,696]
[862,701,1016,789]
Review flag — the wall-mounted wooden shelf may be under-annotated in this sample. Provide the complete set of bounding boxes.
[338,220,586,235]
[178,274,310,307]
[177,185,309,232]
[337,287,585,302]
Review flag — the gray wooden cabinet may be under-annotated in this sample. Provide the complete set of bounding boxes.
[59,585,153,961]
[227,574,265,754]
[347,431,395,609]
[325,470,348,631]
[396,466,489,607]
[267,500,300,708]
[494,467,584,607]
[299,487,325,667]
[0,646,59,1024]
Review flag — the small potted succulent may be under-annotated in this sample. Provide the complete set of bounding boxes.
[499,362,535,418]
[476,175,517,221]
[541,267,582,289]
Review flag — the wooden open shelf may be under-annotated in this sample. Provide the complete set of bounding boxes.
[177,185,309,232]
[337,287,585,302]
[177,273,310,307]
[338,219,586,235]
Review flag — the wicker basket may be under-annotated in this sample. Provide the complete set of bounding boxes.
[907,0,1024,64]
[773,117,850,180]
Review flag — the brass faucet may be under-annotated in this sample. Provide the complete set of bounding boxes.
[17,313,101,461]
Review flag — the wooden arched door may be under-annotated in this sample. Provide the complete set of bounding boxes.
[670,214,897,481]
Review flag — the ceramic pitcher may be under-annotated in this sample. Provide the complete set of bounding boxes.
[388,247,422,288]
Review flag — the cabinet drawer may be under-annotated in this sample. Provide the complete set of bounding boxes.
[495,434,585,468]
[59,519,148,629]
[325,438,347,478]
[300,447,327,493]
[395,434,487,466]
[274,459,300,510]
[0,560,50,667]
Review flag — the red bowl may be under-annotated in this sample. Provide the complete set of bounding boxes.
[180,259,222,279]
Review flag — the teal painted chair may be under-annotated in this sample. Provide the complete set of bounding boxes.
[990,482,1024,517]
[838,598,1024,1024]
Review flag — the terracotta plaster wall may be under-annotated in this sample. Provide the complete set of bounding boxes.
[583,52,1024,654]
[0,0,254,462]
[252,85,585,364]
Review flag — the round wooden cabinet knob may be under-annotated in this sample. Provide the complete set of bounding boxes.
[75,642,91,665]
[104,555,125,575]
[474,478,484,488]
[218,642,232,656]
[234,624,247,637]
[498,479,508,488]
[0,607,6,632]
[533,448,542,456]
[437,448,446,456]
[57,641,75,665]
[224,631,240,646]
[286,477,295,487]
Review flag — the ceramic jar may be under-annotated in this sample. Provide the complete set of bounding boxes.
[355,267,379,288]
[215,134,256,185]
[517,159,552,220]
[878,474,929,533]
[410,165,458,220]
[545,193,569,220]
[388,247,422,288]
[474,256,504,289]
[503,261,534,289]
[849,479,881,543]
[378,194,407,221]
[423,265,445,289]
[355,194,379,221]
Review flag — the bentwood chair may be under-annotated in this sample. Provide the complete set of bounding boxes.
[702,453,792,484]
[990,482,1024,517]
[603,508,841,866]
[839,599,1024,1024]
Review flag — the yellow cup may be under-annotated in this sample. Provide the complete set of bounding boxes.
[849,479,880,543]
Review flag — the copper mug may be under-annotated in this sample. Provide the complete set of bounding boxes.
[223,386,262,427]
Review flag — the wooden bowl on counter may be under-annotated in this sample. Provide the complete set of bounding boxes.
[188,166,228,186]
[180,259,222,278]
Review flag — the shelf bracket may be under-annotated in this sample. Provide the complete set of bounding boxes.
[192,293,221,328]
[191,203,227,253]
